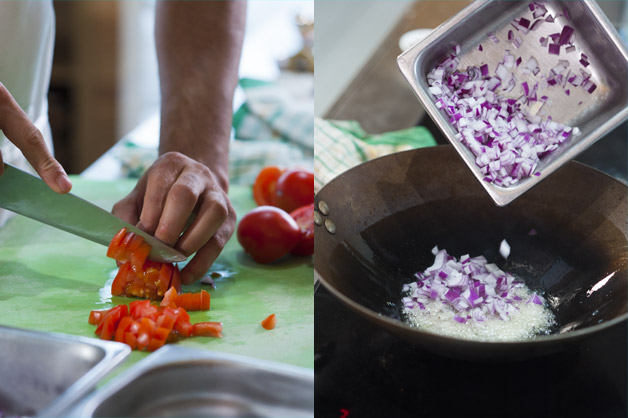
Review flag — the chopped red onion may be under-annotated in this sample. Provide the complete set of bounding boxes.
[518,17,531,29]
[531,2,548,18]
[427,10,591,187]
[478,43,483,51]
[545,15,555,23]
[548,43,561,55]
[558,25,574,45]
[529,18,544,31]
[403,246,545,324]
[487,32,499,43]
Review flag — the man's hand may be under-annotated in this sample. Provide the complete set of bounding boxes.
[112,152,236,284]
[0,83,71,193]
[113,1,245,283]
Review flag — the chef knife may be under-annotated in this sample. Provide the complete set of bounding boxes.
[0,163,187,263]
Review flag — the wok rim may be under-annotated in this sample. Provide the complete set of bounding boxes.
[314,146,628,348]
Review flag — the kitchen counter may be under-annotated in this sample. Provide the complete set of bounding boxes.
[0,177,314,377]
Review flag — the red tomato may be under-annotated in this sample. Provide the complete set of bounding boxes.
[192,322,223,338]
[107,228,180,300]
[261,313,277,330]
[106,228,127,259]
[175,321,193,338]
[273,170,314,213]
[252,166,284,206]
[289,204,314,256]
[160,286,178,308]
[237,206,301,264]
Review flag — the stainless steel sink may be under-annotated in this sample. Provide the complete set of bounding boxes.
[64,346,313,418]
[0,325,130,417]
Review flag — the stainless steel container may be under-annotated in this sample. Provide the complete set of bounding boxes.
[398,0,628,206]
[0,326,129,417]
[63,346,314,418]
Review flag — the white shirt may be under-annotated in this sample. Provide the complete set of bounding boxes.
[0,0,55,226]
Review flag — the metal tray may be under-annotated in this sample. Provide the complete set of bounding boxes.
[398,0,628,206]
[63,346,313,418]
[0,326,129,417]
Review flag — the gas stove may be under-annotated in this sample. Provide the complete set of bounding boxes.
[314,121,627,418]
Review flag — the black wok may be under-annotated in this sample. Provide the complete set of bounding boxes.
[314,145,627,360]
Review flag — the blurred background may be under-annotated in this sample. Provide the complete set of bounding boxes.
[49,0,314,175]
[316,0,628,131]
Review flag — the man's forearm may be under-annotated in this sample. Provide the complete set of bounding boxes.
[155,1,246,191]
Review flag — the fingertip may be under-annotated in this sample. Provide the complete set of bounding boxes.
[56,174,72,194]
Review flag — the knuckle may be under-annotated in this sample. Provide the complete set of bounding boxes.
[209,199,229,224]
[170,182,198,203]
[156,222,177,241]
[161,151,187,166]
[212,230,230,250]
[22,125,44,148]
[138,213,158,232]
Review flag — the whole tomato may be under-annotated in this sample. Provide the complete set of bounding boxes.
[237,206,301,264]
[273,170,314,213]
[252,166,284,206]
[289,204,314,256]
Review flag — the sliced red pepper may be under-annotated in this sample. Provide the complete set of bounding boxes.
[261,313,277,330]
[192,322,223,338]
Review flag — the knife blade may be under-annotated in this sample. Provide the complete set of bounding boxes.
[0,164,187,263]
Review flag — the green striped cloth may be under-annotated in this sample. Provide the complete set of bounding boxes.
[114,77,314,187]
[230,77,313,185]
[314,118,437,192]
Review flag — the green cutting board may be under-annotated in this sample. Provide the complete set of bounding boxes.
[0,177,313,371]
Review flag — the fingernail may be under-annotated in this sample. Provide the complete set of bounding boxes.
[57,175,72,193]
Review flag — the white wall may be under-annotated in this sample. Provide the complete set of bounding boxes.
[315,1,412,116]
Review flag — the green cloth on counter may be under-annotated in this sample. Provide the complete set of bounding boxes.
[314,118,437,192]
[113,75,314,188]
